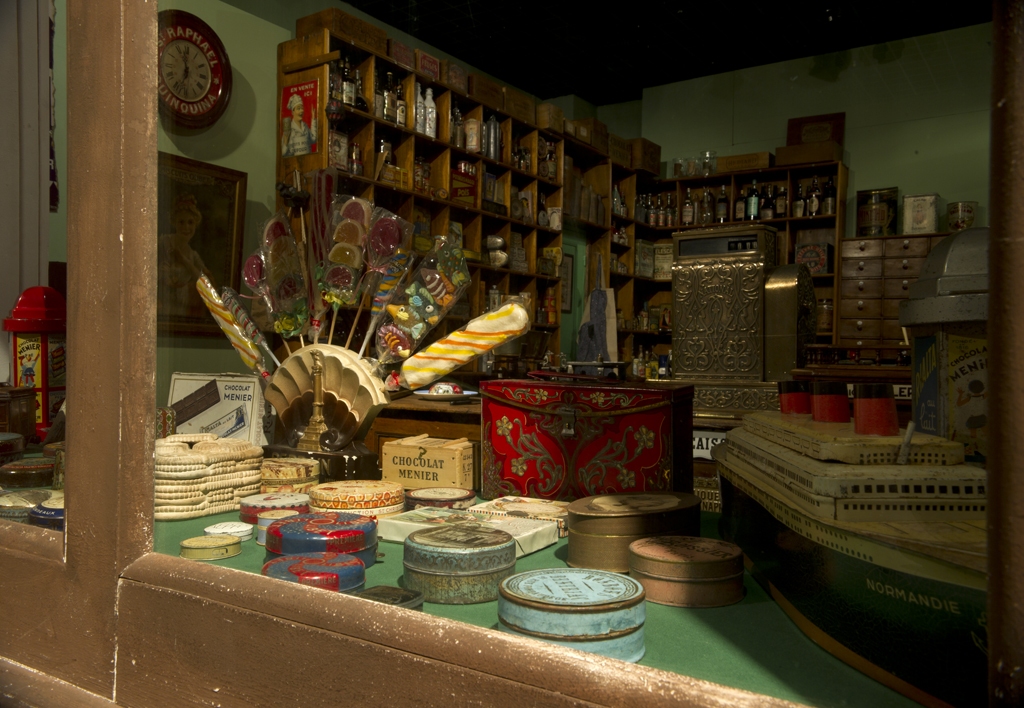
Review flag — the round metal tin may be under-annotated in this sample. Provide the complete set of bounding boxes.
[180,534,242,561]
[0,458,55,489]
[261,551,365,593]
[27,496,65,531]
[498,568,646,663]
[238,492,310,524]
[204,521,254,542]
[265,512,377,567]
[309,500,405,518]
[567,528,666,573]
[256,509,300,546]
[567,493,701,537]
[403,525,516,604]
[350,585,424,610]
[0,432,26,465]
[405,487,476,511]
[42,441,64,458]
[309,480,404,510]
[0,489,57,524]
[628,536,745,607]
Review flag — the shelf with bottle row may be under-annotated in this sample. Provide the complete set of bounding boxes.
[279,31,567,366]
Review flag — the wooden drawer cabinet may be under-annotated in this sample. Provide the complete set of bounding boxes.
[836,233,947,354]
[841,278,884,298]
[840,298,882,318]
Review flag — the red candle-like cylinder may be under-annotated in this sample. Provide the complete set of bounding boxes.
[853,383,899,436]
[777,380,811,415]
[811,381,850,423]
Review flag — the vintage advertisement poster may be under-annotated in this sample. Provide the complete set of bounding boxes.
[947,335,988,464]
[281,80,319,157]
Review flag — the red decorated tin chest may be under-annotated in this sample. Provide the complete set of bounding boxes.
[480,380,694,501]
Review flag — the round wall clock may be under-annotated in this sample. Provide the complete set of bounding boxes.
[157,10,232,129]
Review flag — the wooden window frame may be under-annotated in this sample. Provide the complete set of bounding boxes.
[1,1,1020,705]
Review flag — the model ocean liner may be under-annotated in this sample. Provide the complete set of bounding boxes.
[714,411,986,708]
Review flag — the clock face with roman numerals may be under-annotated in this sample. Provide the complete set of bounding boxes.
[157,11,232,129]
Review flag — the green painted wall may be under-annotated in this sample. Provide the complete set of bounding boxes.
[639,23,992,236]
[597,99,642,139]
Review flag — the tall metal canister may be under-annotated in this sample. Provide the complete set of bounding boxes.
[899,227,988,466]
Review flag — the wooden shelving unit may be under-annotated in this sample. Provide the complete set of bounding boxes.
[277,22,564,372]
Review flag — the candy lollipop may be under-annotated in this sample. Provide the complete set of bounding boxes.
[196,275,268,377]
[220,287,280,368]
[260,213,309,339]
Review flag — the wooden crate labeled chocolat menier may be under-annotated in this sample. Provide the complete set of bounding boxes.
[383,434,475,489]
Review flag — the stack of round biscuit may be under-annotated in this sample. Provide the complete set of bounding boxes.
[154,434,263,520]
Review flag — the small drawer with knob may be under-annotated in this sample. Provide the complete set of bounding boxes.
[839,318,882,339]
[884,237,931,257]
[839,338,882,348]
[882,320,907,342]
[841,239,884,258]
[882,299,906,319]
[883,257,926,278]
[884,278,916,299]
[840,278,883,298]
[842,258,883,279]
[840,298,882,319]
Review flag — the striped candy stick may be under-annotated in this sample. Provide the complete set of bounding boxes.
[221,287,281,367]
[196,275,266,375]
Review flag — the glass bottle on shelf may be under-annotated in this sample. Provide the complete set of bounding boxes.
[341,57,356,106]
[349,140,363,176]
[465,117,480,153]
[425,88,437,138]
[373,70,384,119]
[681,188,695,226]
[792,183,806,217]
[806,176,822,216]
[377,137,392,166]
[761,185,775,220]
[734,188,746,220]
[716,186,729,223]
[746,180,760,220]
[485,115,500,160]
[451,103,465,148]
[698,189,713,225]
[666,193,677,227]
[775,185,788,218]
[823,177,836,215]
[414,83,425,134]
[656,194,666,227]
[383,72,397,123]
[396,88,407,128]
[647,195,658,227]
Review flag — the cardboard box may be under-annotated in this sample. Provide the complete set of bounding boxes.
[776,141,844,166]
[653,243,674,281]
[608,134,631,167]
[468,496,570,537]
[904,193,944,234]
[628,137,661,175]
[562,119,576,138]
[440,60,468,93]
[787,112,846,146]
[377,508,559,556]
[573,120,591,144]
[468,73,503,110]
[382,434,474,489]
[295,9,388,55]
[576,118,608,155]
[167,373,268,446]
[414,49,440,81]
[502,87,536,125]
[795,243,834,274]
[536,103,564,133]
[715,151,775,173]
[388,38,415,69]
[451,169,477,206]
[635,240,654,278]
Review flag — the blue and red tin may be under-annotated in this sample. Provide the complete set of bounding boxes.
[261,552,365,593]
[28,497,65,531]
[265,512,377,568]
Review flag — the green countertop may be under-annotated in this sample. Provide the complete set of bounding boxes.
[154,510,916,708]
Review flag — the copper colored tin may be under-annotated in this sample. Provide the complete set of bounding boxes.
[567,528,663,572]
[0,458,55,489]
[627,536,745,607]
[566,492,701,536]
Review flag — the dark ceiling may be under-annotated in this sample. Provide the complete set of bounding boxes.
[346,0,992,104]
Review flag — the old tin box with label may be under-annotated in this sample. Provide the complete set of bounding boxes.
[403,524,516,604]
[498,568,647,663]
[480,380,693,502]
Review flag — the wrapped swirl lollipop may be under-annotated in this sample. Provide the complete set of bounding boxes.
[220,287,280,368]
[196,275,269,379]
[373,237,470,367]
[399,297,531,389]
[259,212,310,340]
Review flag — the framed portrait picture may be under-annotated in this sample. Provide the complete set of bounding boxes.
[559,253,574,313]
[157,152,247,335]
[281,79,319,157]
